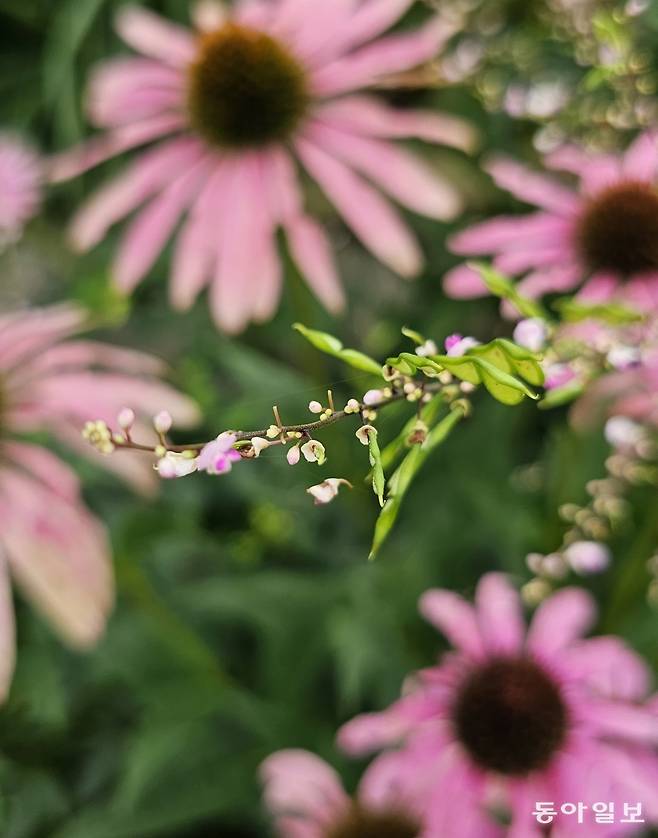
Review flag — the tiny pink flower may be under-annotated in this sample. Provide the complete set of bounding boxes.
[338,573,658,835]
[445,335,480,357]
[363,389,383,407]
[0,133,42,245]
[445,131,658,314]
[197,432,241,474]
[563,540,611,575]
[0,304,199,701]
[301,438,326,465]
[153,409,173,434]
[544,362,577,390]
[49,2,475,332]
[117,406,136,430]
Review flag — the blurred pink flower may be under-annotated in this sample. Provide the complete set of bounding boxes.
[0,304,199,700]
[445,132,658,313]
[338,573,658,835]
[48,1,475,332]
[0,134,42,245]
[260,748,441,838]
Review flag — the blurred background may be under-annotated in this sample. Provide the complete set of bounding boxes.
[1,0,657,835]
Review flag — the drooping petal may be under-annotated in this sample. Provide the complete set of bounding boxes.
[475,573,525,655]
[442,264,489,299]
[115,5,196,67]
[585,700,658,744]
[449,213,570,255]
[70,138,203,251]
[113,155,210,292]
[526,587,596,657]
[485,157,580,215]
[296,136,422,277]
[419,589,484,658]
[0,305,86,371]
[4,441,80,503]
[311,18,454,97]
[563,637,651,701]
[47,114,185,182]
[316,95,476,152]
[307,121,461,220]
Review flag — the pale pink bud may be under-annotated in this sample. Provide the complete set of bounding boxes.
[118,407,135,430]
[153,410,173,435]
[363,389,382,406]
[287,444,301,465]
[605,416,642,449]
[513,319,547,352]
[308,400,323,414]
[563,541,611,575]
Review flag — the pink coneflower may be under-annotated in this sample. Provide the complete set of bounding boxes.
[260,747,443,838]
[0,304,198,699]
[0,134,42,245]
[338,574,658,835]
[445,132,658,313]
[49,1,474,332]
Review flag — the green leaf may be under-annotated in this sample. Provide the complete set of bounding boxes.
[553,297,643,326]
[366,428,386,507]
[369,407,466,559]
[469,262,549,321]
[539,380,585,409]
[386,340,542,405]
[293,324,383,377]
[401,327,425,345]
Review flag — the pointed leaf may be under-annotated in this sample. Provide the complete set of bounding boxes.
[293,324,383,376]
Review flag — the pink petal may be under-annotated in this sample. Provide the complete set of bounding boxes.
[315,95,476,152]
[526,587,596,657]
[586,700,658,744]
[0,555,16,703]
[113,156,210,292]
[620,274,658,310]
[449,213,570,255]
[545,145,623,196]
[272,0,356,66]
[475,573,525,655]
[325,0,416,58]
[576,272,619,303]
[86,57,184,128]
[442,264,488,299]
[0,305,85,370]
[47,114,185,182]
[70,138,203,250]
[115,5,196,66]
[563,637,651,701]
[260,749,349,830]
[514,263,583,298]
[286,216,344,312]
[623,130,658,181]
[419,589,484,658]
[311,18,453,97]
[296,136,422,277]
[485,157,580,215]
[495,246,566,275]
[307,120,461,219]
[4,441,80,503]
[0,467,113,649]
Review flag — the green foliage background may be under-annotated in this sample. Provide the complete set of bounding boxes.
[1,1,657,835]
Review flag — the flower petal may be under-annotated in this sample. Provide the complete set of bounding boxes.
[485,157,579,215]
[475,573,525,655]
[115,5,196,66]
[419,589,484,658]
[526,587,596,657]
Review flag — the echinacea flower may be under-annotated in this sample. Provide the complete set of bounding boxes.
[0,133,42,245]
[49,1,475,332]
[0,304,199,699]
[445,132,658,313]
[338,573,658,836]
[260,748,435,837]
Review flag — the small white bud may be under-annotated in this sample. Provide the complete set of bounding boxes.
[308,400,323,414]
[344,398,360,414]
[266,424,281,439]
[251,437,271,457]
[287,444,301,465]
[118,407,135,430]
[363,389,382,406]
[153,410,172,435]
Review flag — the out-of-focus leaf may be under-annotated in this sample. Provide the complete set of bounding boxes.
[293,323,383,376]
[539,381,586,409]
[553,297,643,325]
[369,407,466,560]
[469,262,549,320]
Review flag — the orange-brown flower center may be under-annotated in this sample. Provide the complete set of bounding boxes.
[576,180,658,276]
[452,657,568,776]
[325,804,421,838]
[187,23,309,149]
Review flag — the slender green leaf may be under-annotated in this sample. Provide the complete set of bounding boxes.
[469,262,549,320]
[293,324,383,376]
